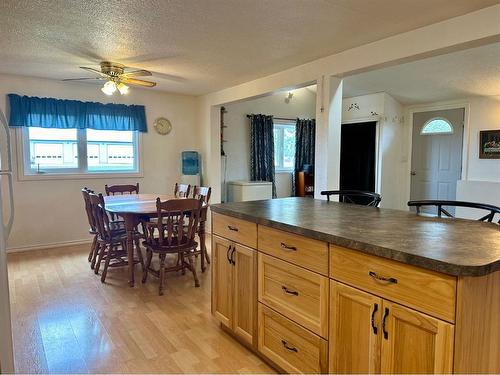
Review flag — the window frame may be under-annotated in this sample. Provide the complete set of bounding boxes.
[420,117,454,135]
[16,127,143,181]
[273,122,296,172]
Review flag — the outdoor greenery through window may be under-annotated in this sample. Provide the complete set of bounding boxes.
[274,123,296,171]
[24,127,139,175]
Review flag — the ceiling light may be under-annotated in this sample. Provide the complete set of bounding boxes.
[117,82,129,95]
[101,81,117,95]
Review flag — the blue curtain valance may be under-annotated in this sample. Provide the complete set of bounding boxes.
[8,94,147,132]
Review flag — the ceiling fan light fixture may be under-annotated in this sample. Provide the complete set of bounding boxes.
[101,80,117,95]
[117,82,129,95]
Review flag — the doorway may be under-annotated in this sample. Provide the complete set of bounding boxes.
[410,108,464,214]
[340,121,377,204]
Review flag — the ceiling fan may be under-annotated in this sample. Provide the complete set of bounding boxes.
[63,61,157,95]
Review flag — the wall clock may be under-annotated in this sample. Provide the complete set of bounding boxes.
[153,117,172,135]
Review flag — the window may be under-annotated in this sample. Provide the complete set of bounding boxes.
[22,127,140,176]
[421,118,454,135]
[274,123,296,171]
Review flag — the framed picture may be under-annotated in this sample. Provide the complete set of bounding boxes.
[479,130,500,159]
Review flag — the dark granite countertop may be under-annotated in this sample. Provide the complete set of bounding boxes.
[210,197,500,277]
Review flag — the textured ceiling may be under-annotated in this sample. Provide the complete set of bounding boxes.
[343,42,500,104]
[0,0,499,95]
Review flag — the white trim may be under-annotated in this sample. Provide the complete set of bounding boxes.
[7,238,92,253]
[16,128,144,181]
[341,115,381,124]
[404,100,470,209]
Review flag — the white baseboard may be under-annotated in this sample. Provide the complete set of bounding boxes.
[7,238,92,253]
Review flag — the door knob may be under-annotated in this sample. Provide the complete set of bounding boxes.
[410,171,416,176]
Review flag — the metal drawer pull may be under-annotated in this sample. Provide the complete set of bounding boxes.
[369,271,397,284]
[280,242,297,251]
[227,225,239,232]
[282,286,299,296]
[281,339,298,353]
[382,307,389,340]
[371,303,378,334]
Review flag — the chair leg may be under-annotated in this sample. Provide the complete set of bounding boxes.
[94,243,107,274]
[187,253,200,288]
[142,250,153,284]
[181,252,186,275]
[134,237,145,273]
[158,253,167,296]
[101,244,113,283]
[88,235,97,263]
[91,242,101,270]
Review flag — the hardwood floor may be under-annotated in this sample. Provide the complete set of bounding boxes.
[7,238,274,374]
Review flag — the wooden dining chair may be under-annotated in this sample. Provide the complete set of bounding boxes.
[89,192,144,283]
[81,187,99,267]
[192,186,212,271]
[105,183,140,196]
[141,198,203,295]
[174,183,191,198]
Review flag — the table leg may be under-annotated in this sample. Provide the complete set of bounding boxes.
[124,214,136,287]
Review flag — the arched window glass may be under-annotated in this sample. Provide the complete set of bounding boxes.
[421,118,454,135]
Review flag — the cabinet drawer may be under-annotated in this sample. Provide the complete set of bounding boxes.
[258,303,328,374]
[330,246,457,322]
[258,253,329,338]
[258,225,329,276]
[212,212,257,248]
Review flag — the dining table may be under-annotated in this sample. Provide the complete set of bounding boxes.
[104,193,208,287]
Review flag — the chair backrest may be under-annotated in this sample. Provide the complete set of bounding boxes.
[192,186,212,204]
[321,190,382,207]
[143,198,202,248]
[174,183,191,198]
[81,187,97,232]
[408,200,500,223]
[105,183,139,196]
[88,192,113,241]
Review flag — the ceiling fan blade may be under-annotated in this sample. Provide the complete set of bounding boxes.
[121,77,157,87]
[62,77,103,81]
[121,69,152,78]
[80,66,109,78]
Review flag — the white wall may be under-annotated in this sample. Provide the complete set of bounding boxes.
[455,96,500,210]
[221,87,316,200]
[341,93,406,209]
[0,74,199,251]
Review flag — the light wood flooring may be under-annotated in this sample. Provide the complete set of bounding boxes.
[7,238,274,374]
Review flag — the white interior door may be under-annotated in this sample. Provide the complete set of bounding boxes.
[410,108,464,214]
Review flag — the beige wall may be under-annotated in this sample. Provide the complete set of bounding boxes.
[1,74,199,251]
[221,87,316,200]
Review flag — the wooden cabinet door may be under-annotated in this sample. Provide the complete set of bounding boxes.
[330,281,382,374]
[380,301,454,374]
[211,235,233,329]
[232,243,257,346]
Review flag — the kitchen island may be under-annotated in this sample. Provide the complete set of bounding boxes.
[210,197,500,374]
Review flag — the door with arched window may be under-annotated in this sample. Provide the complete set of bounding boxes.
[410,108,464,214]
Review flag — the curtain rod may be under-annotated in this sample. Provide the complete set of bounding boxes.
[246,114,301,122]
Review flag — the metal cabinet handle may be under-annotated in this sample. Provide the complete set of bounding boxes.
[281,339,298,353]
[371,303,378,335]
[230,246,236,266]
[280,242,297,251]
[282,286,299,296]
[226,245,233,264]
[382,307,389,339]
[227,225,239,232]
[369,271,397,284]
